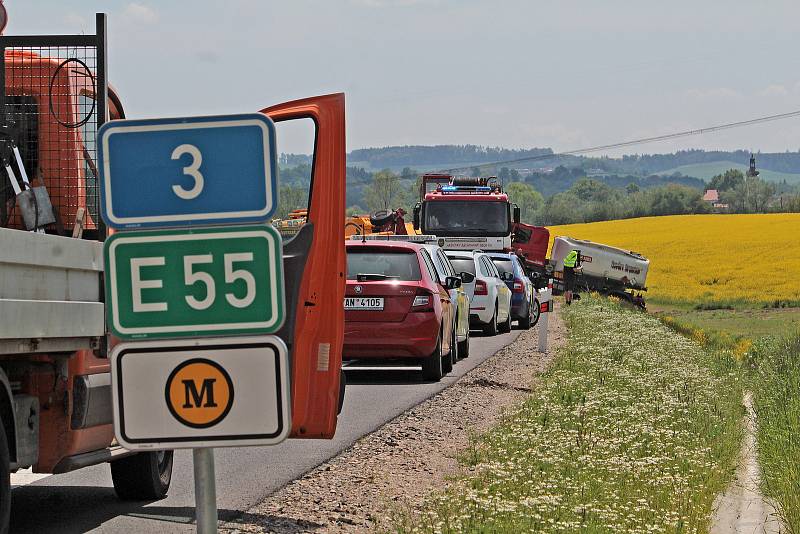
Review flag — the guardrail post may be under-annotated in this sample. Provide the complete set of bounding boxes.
[537,283,552,353]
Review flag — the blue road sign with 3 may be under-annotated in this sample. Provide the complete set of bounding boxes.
[98,114,278,229]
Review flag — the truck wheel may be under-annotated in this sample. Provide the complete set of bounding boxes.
[0,422,10,534]
[111,450,173,501]
[483,305,498,336]
[421,334,444,382]
[458,325,470,358]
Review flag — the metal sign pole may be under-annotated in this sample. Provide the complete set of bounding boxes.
[193,448,218,534]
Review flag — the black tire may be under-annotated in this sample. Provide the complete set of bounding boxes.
[443,332,454,374]
[530,298,541,327]
[518,300,532,330]
[458,324,470,358]
[450,325,459,365]
[369,209,395,227]
[0,421,10,534]
[111,450,173,501]
[499,303,512,333]
[421,333,444,382]
[482,304,498,336]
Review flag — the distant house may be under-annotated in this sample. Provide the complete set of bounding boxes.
[702,189,719,203]
[703,189,729,211]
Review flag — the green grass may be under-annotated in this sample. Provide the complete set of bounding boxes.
[748,335,800,532]
[649,304,800,342]
[394,296,743,533]
[658,161,800,185]
[649,302,800,531]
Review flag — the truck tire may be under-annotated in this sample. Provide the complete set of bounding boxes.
[0,422,10,534]
[111,450,173,501]
[483,305,498,336]
[369,209,395,227]
[458,325,470,358]
[421,333,444,382]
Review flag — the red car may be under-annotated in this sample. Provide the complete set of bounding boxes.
[343,241,461,381]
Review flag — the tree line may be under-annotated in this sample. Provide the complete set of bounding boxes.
[276,163,800,225]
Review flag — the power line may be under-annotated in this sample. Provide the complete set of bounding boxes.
[440,109,800,173]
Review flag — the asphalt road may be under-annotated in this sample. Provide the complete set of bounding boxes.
[10,329,521,533]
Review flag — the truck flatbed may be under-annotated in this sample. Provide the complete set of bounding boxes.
[0,228,104,355]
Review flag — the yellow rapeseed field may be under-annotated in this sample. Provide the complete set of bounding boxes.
[547,214,800,306]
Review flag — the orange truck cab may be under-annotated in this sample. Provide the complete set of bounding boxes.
[0,13,346,532]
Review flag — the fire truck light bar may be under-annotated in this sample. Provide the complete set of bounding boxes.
[349,234,439,243]
[440,185,492,193]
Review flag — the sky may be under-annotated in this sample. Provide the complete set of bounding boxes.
[7,0,800,156]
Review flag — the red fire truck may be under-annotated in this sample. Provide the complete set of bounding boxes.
[412,174,550,283]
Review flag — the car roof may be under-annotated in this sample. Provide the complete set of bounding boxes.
[485,252,514,259]
[445,250,474,258]
[346,240,423,252]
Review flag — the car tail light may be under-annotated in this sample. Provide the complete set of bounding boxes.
[474,280,488,296]
[411,289,434,312]
[513,279,524,293]
[412,295,430,307]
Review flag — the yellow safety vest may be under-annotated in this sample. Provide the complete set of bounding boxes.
[563,250,579,268]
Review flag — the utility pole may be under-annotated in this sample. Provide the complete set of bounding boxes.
[746,153,759,212]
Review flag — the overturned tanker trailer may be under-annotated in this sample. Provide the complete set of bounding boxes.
[549,236,649,309]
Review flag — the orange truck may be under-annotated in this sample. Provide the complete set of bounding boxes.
[0,12,345,531]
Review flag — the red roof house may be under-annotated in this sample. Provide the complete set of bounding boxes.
[702,189,719,202]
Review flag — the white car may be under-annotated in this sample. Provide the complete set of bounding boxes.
[421,244,471,361]
[446,251,512,335]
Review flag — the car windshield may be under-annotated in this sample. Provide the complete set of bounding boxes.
[491,258,514,277]
[346,249,422,281]
[448,257,476,276]
[423,200,509,236]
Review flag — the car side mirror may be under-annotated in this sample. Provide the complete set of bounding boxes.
[459,271,475,284]
[501,271,514,282]
[444,276,462,290]
[413,203,421,230]
[512,205,521,224]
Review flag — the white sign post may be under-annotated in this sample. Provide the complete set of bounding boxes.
[537,286,553,353]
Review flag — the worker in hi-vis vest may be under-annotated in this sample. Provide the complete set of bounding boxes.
[563,249,581,305]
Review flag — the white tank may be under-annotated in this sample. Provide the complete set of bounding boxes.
[551,236,649,289]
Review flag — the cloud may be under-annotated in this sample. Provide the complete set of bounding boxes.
[64,13,88,30]
[195,50,220,64]
[685,87,742,100]
[122,3,158,24]
[759,84,789,97]
[350,0,443,7]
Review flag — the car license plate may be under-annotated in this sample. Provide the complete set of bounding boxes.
[344,297,384,310]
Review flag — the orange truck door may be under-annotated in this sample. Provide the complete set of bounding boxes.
[261,93,346,439]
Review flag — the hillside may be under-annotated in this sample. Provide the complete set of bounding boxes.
[657,161,800,185]
[337,146,800,185]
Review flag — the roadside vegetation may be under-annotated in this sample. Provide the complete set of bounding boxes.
[746,335,800,531]
[395,296,743,533]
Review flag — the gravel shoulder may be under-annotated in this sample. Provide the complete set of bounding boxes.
[223,306,567,533]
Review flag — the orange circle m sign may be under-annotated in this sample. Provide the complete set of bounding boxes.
[165,358,234,428]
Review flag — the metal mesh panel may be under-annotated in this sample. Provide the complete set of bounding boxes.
[0,19,106,236]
